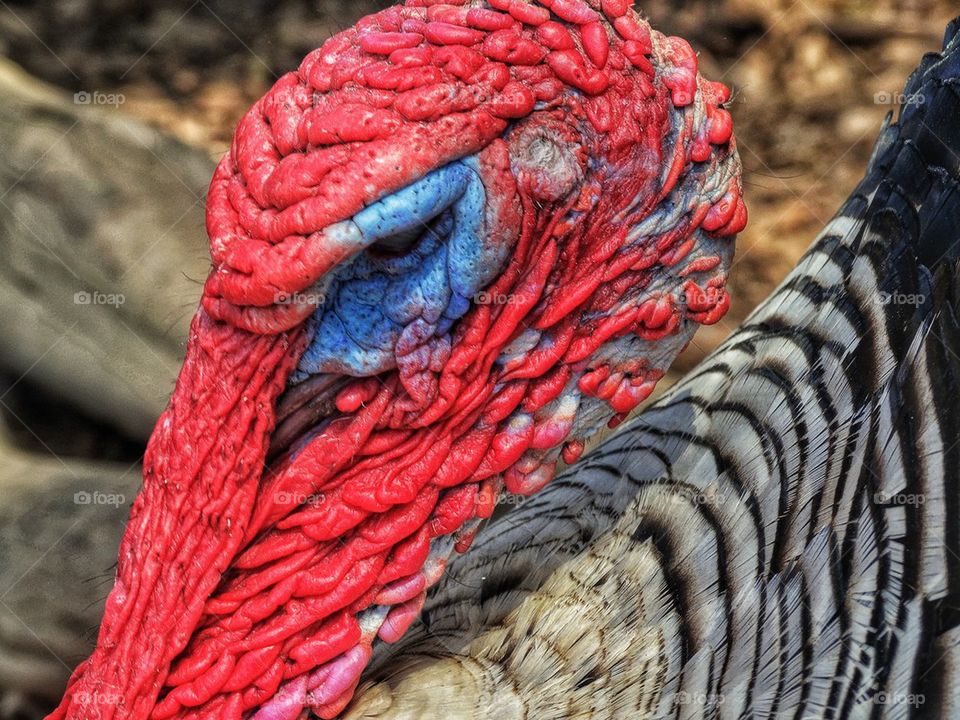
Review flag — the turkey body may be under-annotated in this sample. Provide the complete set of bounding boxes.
[348,19,960,720]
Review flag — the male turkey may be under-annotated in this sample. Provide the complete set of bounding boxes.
[51,1,744,718]
[46,2,960,720]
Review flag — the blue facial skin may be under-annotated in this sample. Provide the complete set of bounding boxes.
[294,156,507,382]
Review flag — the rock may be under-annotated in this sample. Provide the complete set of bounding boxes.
[0,58,215,438]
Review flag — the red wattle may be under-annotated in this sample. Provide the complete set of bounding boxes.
[49,313,306,720]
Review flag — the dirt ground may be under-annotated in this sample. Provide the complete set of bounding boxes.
[0,0,956,436]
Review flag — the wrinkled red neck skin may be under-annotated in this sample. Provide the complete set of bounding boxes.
[50,314,307,720]
[48,1,746,718]
[49,183,558,720]
[50,210,549,720]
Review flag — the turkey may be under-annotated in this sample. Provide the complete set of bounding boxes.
[45,2,960,720]
[49,1,744,719]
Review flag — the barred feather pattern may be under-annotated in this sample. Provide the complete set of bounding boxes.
[344,19,960,720]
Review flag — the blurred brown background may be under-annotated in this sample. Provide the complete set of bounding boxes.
[0,1,955,717]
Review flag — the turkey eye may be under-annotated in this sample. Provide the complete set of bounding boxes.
[369,226,423,257]
[368,207,455,259]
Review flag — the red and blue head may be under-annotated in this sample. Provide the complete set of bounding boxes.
[51,2,745,719]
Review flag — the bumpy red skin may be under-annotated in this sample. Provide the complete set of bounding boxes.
[50,2,745,719]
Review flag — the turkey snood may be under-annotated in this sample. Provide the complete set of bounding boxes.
[50,1,745,719]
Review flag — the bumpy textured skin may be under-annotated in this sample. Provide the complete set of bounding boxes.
[347,21,960,719]
[49,2,743,719]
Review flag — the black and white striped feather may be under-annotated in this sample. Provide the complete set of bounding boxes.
[345,19,960,720]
